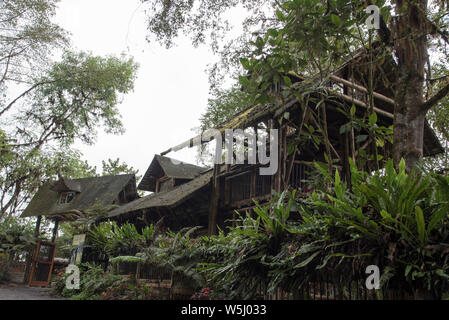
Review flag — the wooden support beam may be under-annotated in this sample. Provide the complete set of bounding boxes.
[329,75,395,106]
[250,170,256,201]
[34,215,42,237]
[275,124,282,193]
[282,125,287,189]
[344,132,352,186]
[331,91,394,119]
[269,120,282,195]
[51,220,59,242]
[284,148,297,190]
[321,103,333,175]
[208,164,220,236]
[273,98,299,118]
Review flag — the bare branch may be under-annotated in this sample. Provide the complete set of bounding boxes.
[421,81,449,112]
[0,80,54,117]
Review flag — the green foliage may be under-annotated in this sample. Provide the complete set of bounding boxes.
[0,215,38,282]
[0,255,12,283]
[52,262,155,300]
[296,159,449,296]
[137,226,208,290]
[0,0,69,93]
[23,51,138,145]
[200,86,253,131]
[50,166,449,299]
[0,49,138,217]
[115,163,448,299]
[0,148,97,219]
[52,263,128,300]
[0,216,37,258]
[196,86,253,165]
[1,2,139,218]
[88,222,156,257]
[101,158,140,180]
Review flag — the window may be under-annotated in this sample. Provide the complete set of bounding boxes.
[58,192,75,204]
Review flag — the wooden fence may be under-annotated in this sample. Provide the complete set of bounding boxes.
[112,260,440,300]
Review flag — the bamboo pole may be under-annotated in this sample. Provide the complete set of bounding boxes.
[329,74,395,105]
[208,164,220,236]
[331,91,394,119]
[321,103,333,175]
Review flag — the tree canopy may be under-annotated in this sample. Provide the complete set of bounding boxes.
[143,0,449,172]
[0,0,139,219]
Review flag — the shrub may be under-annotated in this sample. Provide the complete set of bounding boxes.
[0,254,11,283]
[51,263,127,300]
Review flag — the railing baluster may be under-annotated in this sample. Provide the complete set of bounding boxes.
[319,278,323,300]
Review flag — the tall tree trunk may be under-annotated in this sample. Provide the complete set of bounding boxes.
[393,0,429,171]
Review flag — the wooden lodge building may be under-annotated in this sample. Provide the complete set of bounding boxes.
[102,50,444,235]
[21,50,444,238]
[104,155,212,230]
[19,48,444,285]
[20,174,139,285]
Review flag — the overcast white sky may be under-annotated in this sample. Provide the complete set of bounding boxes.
[54,0,218,178]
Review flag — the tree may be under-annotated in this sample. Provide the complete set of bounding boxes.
[12,51,138,147]
[0,51,138,219]
[0,148,97,219]
[1,1,139,219]
[142,0,449,172]
[1,0,69,96]
[199,85,253,130]
[141,0,280,88]
[101,158,141,181]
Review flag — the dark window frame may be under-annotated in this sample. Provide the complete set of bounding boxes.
[58,192,75,204]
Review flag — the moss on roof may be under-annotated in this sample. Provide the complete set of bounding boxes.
[138,155,207,191]
[108,171,213,218]
[21,174,135,219]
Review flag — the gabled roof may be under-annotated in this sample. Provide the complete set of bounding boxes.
[21,174,136,219]
[137,155,207,191]
[108,171,213,218]
[50,177,82,193]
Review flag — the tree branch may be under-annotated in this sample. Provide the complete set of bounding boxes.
[421,81,449,112]
[0,80,54,117]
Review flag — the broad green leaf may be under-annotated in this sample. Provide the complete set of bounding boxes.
[415,206,426,244]
[283,76,292,86]
[369,112,377,126]
[350,104,356,116]
[331,14,341,26]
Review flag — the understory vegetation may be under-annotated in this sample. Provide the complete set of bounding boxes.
[52,160,449,300]
[0,216,40,283]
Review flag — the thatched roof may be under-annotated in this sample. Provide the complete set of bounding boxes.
[108,171,213,218]
[137,155,207,191]
[21,174,136,219]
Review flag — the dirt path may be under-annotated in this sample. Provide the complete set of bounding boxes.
[0,284,65,300]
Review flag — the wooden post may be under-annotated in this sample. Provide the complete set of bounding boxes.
[321,103,333,175]
[285,147,297,189]
[208,164,220,235]
[250,170,256,201]
[34,215,42,237]
[253,124,258,164]
[343,132,352,186]
[136,261,141,283]
[51,219,59,242]
[282,125,287,189]
[269,120,281,195]
[272,122,282,194]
